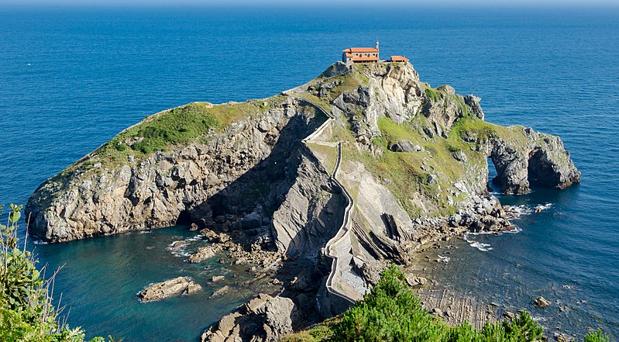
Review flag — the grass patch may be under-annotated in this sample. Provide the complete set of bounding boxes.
[306,142,338,176]
[350,116,486,218]
[74,96,285,170]
[424,86,443,102]
[294,92,334,117]
[451,117,530,151]
[311,64,371,103]
[281,317,339,342]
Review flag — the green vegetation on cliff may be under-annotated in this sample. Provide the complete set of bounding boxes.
[317,64,539,218]
[75,96,286,171]
[283,265,609,342]
[331,112,486,218]
[0,204,107,341]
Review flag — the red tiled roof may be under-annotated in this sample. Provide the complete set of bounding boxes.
[343,47,379,53]
[390,55,409,62]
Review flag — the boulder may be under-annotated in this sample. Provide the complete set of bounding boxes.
[188,246,218,263]
[534,296,551,308]
[202,294,295,342]
[451,150,467,162]
[389,140,422,152]
[137,276,201,302]
[210,285,231,298]
[405,274,428,287]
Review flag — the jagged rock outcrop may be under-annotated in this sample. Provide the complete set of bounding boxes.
[328,62,423,144]
[201,293,296,342]
[271,152,346,259]
[464,95,485,120]
[490,128,581,194]
[137,276,201,302]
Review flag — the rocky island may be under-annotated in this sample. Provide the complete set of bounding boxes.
[26,60,580,340]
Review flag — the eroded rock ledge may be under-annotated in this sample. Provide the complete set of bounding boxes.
[26,61,580,341]
[137,276,201,303]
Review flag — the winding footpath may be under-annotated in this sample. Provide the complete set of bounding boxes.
[290,92,360,307]
[323,142,358,304]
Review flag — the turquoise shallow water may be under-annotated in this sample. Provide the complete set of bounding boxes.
[0,6,618,340]
[34,227,262,341]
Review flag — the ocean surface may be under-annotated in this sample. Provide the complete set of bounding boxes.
[0,6,618,341]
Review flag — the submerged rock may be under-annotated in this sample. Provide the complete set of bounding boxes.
[137,276,201,303]
[210,285,231,298]
[554,332,573,342]
[188,246,219,263]
[534,296,551,308]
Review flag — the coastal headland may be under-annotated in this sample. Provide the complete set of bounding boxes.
[26,59,580,340]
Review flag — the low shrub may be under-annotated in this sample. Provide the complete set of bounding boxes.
[299,265,608,342]
[0,204,107,341]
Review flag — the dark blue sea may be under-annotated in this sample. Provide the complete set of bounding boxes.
[0,6,617,341]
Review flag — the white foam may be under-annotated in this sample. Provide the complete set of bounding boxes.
[470,241,493,252]
[504,202,553,219]
[463,225,522,252]
[166,235,206,258]
[464,234,493,252]
[503,204,532,219]
[437,255,450,263]
[534,203,552,213]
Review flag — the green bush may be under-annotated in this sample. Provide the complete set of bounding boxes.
[0,204,107,341]
[329,265,604,342]
[584,329,610,342]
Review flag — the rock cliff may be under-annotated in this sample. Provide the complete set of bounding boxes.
[27,97,326,243]
[26,61,580,341]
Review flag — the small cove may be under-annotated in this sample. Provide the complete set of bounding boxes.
[32,226,274,341]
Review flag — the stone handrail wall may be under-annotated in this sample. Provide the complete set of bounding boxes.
[290,92,358,307]
[301,117,334,145]
[323,141,357,305]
